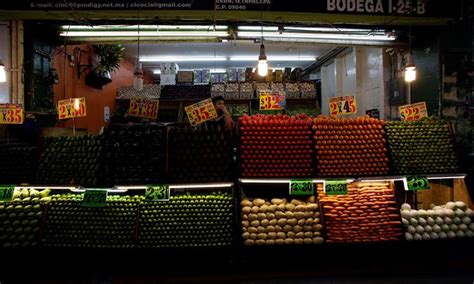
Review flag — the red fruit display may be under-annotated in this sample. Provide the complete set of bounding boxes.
[313,116,390,177]
[239,114,313,177]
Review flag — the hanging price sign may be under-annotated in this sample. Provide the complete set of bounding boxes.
[399,102,428,121]
[129,98,159,120]
[329,95,357,116]
[289,180,314,196]
[184,98,218,126]
[324,180,348,195]
[0,104,24,124]
[259,90,286,110]
[405,176,430,191]
[58,97,87,120]
[145,185,170,201]
[82,189,108,207]
[0,185,15,202]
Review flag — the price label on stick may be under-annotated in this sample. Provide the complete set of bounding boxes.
[289,180,315,196]
[82,189,108,207]
[129,98,159,120]
[184,98,218,126]
[329,95,357,116]
[259,90,286,110]
[399,102,428,121]
[58,97,87,120]
[0,185,15,202]
[405,176,430,191]
[324,180,348,195]
[145,185,170,201]
[0,104,24,124]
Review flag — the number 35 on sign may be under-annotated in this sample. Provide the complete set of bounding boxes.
[0,104,23,124]
[184,98,218,126]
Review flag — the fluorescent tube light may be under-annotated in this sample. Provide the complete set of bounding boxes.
[284,26,387,34]
[61,25,228,31]
[60,31,229,37]
[238,31,395,41]
[140,56,227,62]
[210,68,227,73]
[230,55,315,61]
[238,26,279,31]
[169,183,233,189]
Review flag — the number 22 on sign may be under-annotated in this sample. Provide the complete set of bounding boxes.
[184,98,218,126]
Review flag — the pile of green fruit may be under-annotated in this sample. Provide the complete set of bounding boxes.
[168,125,233,182]
[43,193,139,248]
[385,117,459,174]
[138,190,234,248]
[37,135,103,186]
[0,143,37,184]
[0,188,50,247]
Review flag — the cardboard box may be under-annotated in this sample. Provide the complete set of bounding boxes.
[160,74,176,86]
[194,70,211,84]
[160,63,179,75]
[177,71,194,83]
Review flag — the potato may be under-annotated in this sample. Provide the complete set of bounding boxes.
[267,232,276,239]
[267,205,277,213]
[313,212,320,218]
[275,239,285,245]
[304,232,313,238]
[257,226,266,233]
[276,232,286,239]
[287,218,298,226]
[259,205,268,213]
[313,237,324,244]
[304,211,313,218]
[260,219,269,227]
[250,233,257,240]
[285,211,294,219]
[275,211,286,219]
[271,198,284,205]
[248,227,258,234]
[274,225,283,232]
[265,239,275,245]
[277,218,287,226]
[305,218,314,225]
[277,204,286,211]
[242,232,250,240]
[303,238,313,245]
[242,227,247,233]
[295,232,304,239]
[295,205,306,212]
[287,231,296,238]
[295,238,304,245]
[255,240,266,245]
[313,224,323,231]
[253,198,266,206]
[250,220,260,227]
[257,213,266,220]
[303,225,312,232]
[313,231,321,237]
[241,220,249,227]
[293,225,303,233]
[248,214,258,221]
[297,219,306,226]
[283,225,293,232]
[285,204,296,211]
[284,238,295,244]
[244,239,255,246]
[250,206,259,214]
[294,212,305,219]
[269,219,277,226]
[266,213,275,220]
[241,214,248,220]
[257,233,267,240]
[306,196,316,203]
[313,218,320,224]
[291,199,305,206]
[241,199,252,207]
[241,206,251,214]
[266,225,275,232]
[306,204,318,211]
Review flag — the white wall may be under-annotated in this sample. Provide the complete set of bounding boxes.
[0,23,9,103]
[321,61,336,115]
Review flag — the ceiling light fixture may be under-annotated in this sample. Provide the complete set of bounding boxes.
[140,56,227,62]
[230,55,316,61]
[237,31,395,41]
[404,54,416,83]
[60,31,229,37]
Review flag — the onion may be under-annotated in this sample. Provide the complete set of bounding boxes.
[450,224,458,231]
[466,231,474,238]
[470,223,474,231]
[455,209,465,218]
[455,201,466,210]
[427,210,435,218]
[465,208,474,218]
[402,218,409,226]
[445,209,455,218]
[401,210,411,219]
[401,203,411,211]
[410,219,419,226]
[418,209,427,218]
[443,217,453,225]
[445,202,456,210]
[441,224,450,232]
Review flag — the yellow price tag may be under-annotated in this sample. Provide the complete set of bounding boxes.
[259,91,286,110]
[399,102,428,121]
[129,98,159,120]
[58,98,86,120]
[0,104,23,124]
[329,96,357,116]
[184,98,218,126]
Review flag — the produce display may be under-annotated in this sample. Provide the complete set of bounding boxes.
[43,193,139,248]
[160,85,210,100]
[286,83,300,99]
[314,116,389,177]
[239,114,313,177]
[168,125,233,182]
[0,143,37,184]
[103,124,166,186]
[0,188,50,247]
[318,181,402,243]
[300,82,316,99]
[139,190,234,248]
[37,135,103,186]
[240,196,324,245]
[385,118,458,174]
[401,202,474,240]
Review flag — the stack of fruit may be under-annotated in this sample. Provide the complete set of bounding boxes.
[160,85,210,100]
[43,193,139,248]
[313,116,389,177]
[168,125,233,183]
[239,114,313,177]
[138,190,234,248]
[317,181,402,243]
[385,118,458,174]
[103,124,166,185]
[0,188,50,247]
[240,196,324,245]
[37,135,103,186]
[401,202,474,240]
[0,143,36,184]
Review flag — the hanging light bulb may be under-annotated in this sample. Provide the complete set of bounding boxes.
[133,61,144,91]
[257,43,268,77]
[0,59,6,83]
[404,54,416,83]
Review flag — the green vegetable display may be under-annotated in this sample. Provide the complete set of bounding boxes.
[385,118,458,174]
[138,190,234,248]
[0,187,50,248]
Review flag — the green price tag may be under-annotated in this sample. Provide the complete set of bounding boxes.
[145,185,170,201]
[289,180,314,196]
[82,189,108,207]
[0,186,15,202]
[324,180,348,195]
[406,176,430,191]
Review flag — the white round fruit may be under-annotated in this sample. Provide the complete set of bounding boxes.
[405,232,413,241]
[407,226,416,234]
[444,217,453,225]
[447,231,456,238]
[415,225,424,233]
[459,224,468,231]
[439,232,448,239]
[418,218,427,226]
[456,231,465,238]
[424,225,433,233]
[427,217,435,225]
[410,218,419,226]
[453,217,462,225]
[435,217,444,225]
[413,233,422,241]
[430,232,439,240]
[422,232,431,240]
[401,203,411,211]
[432,224,441,233]
[462,216,471,225]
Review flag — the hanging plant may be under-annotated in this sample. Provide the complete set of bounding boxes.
[86,44,125,90]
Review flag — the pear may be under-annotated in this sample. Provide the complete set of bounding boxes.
[29,189,40,198]
[20,188,29,199]
[12,190,21,199]
[39,189,51,198]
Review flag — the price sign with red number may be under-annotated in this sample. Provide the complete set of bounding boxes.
[399,102,428,121]
[58,97,87,120]
[329,95,357,116]
[0,104,23,124]
[129,98,159,120]
[184,98,218,126]
[259,91,286,110]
